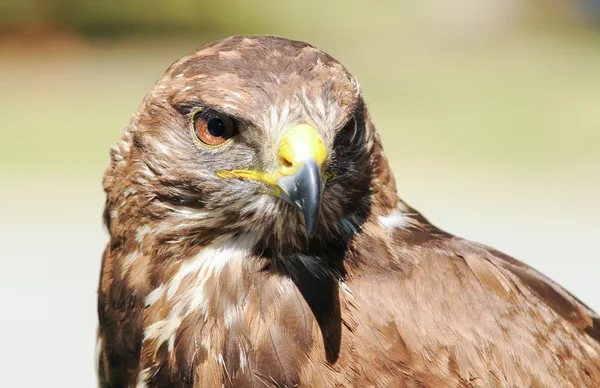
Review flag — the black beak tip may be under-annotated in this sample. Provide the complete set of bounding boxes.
[277,159,324,240]
[303,207,319,238]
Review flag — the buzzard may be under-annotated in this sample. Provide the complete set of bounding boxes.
[97,35,600,387]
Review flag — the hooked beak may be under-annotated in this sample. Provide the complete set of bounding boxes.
[277,158,324,237]
[275,124,327,237]
[217,123,327,237]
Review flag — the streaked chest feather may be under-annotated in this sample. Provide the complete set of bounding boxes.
[142,234,257,352]
[135,233,322,387]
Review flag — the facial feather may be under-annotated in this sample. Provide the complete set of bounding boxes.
[103,36,380,258]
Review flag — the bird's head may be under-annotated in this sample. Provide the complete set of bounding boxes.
[104,36,392,257]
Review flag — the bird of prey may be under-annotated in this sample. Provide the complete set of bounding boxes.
[97,35,600,387]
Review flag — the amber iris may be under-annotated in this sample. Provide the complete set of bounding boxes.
[193,110,237,146]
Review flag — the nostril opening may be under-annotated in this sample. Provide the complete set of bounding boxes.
[281,156,293,169]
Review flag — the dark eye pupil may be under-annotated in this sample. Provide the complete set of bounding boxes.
[207,116,225,137]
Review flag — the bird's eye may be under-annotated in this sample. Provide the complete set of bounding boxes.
[192,110,237,147]
[336,117,359,148]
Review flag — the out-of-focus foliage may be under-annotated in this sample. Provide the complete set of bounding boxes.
[0,0,272,36]
[1,0,599,38]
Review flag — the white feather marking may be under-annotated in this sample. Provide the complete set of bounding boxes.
[280,99,290,126]
[340,281,353,297]
[95,336,102,375]
[165,234,245,301]
[351,77,361,96]
[378,206,408,231]
[239,349,247,373]
[268,105,279,132]
[170,207,208,219]
[151,139,170,155]
[144,316,182,345]
[136,367,152,388]
[145,284,166,306]
[142,233,258,354]
[167,333,176,353]
[314,96,326,120]
[135,225,152,249]
[123,188,137,197]
[224,306,242,328]
[122,252,139,274]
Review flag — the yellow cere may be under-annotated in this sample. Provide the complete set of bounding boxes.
[278,124,327,174]
[217,124,329,191]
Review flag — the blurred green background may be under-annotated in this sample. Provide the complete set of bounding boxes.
[1,1,599,387]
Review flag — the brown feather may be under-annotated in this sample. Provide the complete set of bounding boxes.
[97,35,600,387]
